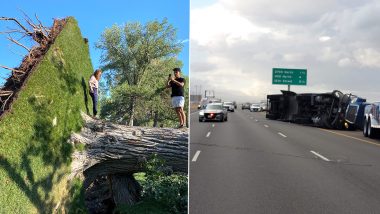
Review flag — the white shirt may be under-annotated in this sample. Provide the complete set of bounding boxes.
[89,75,98,92]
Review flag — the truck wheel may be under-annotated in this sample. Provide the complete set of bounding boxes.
[363,118,369,137]
[199,118,203,122]
[368,119,377,138]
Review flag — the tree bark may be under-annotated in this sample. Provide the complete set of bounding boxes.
[109,173,141,206]
[70,113,188,184]
[128,96,136,126]
[70,113,188,209]
[153,110,159,127]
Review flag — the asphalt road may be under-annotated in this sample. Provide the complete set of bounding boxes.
[190,109,380,214]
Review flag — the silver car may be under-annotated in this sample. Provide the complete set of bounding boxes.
[250,103,262,112]
[199,103,228,122]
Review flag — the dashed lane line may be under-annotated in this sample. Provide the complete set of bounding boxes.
[192,150,201,162]
[310,150,330,162]
[212,124,215,128]
[206,132,211,138]
[264,125,269,128]
[278,132,287,138]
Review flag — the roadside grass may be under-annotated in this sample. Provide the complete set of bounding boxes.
[0,17,93,213]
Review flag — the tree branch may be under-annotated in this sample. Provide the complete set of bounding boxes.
[0,92,13,111]
[0,91,13,96]
[0,17,33,36]
[19,9,38,30]
[7,35,31,52]
[0,29,25,34]
[34,14,50,35]
[0,65,24,74]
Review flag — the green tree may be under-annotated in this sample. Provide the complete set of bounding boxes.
[99,57,188,127]
[96,18,183,126]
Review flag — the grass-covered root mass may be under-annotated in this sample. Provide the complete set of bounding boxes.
[0,17,93,213]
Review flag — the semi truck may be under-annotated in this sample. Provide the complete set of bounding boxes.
[266,90,367,130]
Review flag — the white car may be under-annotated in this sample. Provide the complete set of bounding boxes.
[223,101,235,112]
[250,103,262,112]
[199,103,228,122]
[260,102,267,111]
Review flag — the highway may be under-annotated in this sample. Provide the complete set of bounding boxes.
[190,109,380,214]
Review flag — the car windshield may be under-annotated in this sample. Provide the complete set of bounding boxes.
[252,104,260,107]
[224,102,233,105]
[206,105,223,110]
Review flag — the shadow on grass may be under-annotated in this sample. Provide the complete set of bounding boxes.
[0,96,73,212]
[81,77,90,115]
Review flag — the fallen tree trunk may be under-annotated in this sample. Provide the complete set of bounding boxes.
[69,113,188,208]
[70,113,188,180]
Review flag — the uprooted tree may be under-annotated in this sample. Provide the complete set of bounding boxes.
[0,14,66,116]
[69,114,188,211]
[0,14,188,212]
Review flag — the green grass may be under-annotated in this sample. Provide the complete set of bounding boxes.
[0,17,93,213]
[67,178,87,214]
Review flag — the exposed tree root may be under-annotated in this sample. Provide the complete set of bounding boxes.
[0,15,67,118]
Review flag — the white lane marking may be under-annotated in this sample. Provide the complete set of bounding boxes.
[192,150,201,162]
[212,124,215,128]
[206,132,211,138]
[264,124,269,128]
[255,119,258,122]
[278,132,287,138]
[310,151,330,162]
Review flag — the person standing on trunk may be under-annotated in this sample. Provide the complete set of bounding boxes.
[167,67,186,128]
[89,69,102,118]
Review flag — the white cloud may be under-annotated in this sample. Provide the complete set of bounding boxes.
[319,36,331,42]
[191,0,380,102]
[338,58,353,67]
[191,3,273,46]
[179,39,189,44]
[353,48,380,68]
[283,53,304,62]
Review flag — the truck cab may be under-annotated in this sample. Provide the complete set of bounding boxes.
[363,102,380,138]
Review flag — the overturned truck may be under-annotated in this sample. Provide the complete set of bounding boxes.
[266,90,368,129]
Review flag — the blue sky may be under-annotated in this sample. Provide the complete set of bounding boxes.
[0,0,189,85]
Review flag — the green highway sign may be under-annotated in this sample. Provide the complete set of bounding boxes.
[272,68,307,85]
